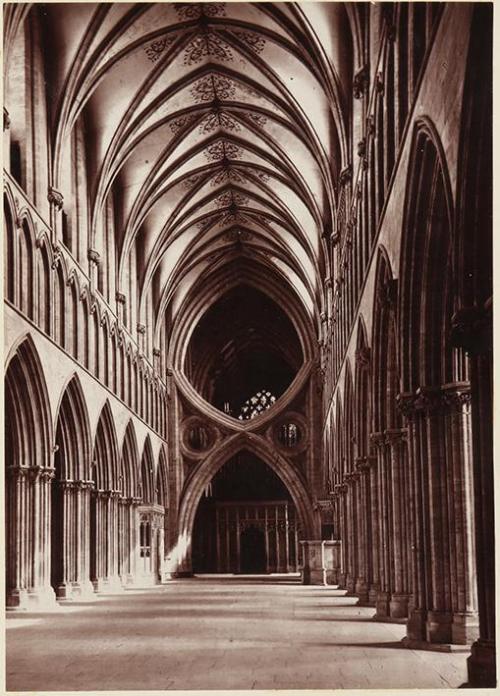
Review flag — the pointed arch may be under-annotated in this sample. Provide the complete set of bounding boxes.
[140,435,154,504]
[399,119,455,391]
[93,400,119,490]
[174,431,315,573]
[54,374,91,481]
[121,420,139,498]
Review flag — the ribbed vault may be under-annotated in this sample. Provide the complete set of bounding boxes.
[38,2,353,335]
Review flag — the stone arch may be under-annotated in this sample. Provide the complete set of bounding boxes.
[5,334,55,608]
[399,118,455,391]
[51,374,93,599]
[93,400,119,490]
[4,189,16,303]
[174,432,316,574]
[121,420,139,498]
[140,435,154,504]
[90,400,121,591]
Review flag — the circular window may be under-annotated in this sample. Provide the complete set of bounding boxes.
[272,412,307,454]
[187,424,212,451]
[278,422,301,448]
[181,417,218,458]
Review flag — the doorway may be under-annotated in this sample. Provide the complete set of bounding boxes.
[240,525,267,573]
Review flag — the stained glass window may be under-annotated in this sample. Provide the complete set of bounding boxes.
[238,390,276,420]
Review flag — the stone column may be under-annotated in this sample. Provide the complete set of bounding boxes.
[74,480,94,598]
[334,482,348,588]
[442,384,479,644]
[385,428,410,618]
[398,393,427,641]
[345,472,359,595]
[354,457,372,605]
[55,479,75,599]
[370,432,391,618]
[6,466,57,610]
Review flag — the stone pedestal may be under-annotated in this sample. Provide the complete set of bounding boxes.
[300,540,341,585]
[467,639,496,688]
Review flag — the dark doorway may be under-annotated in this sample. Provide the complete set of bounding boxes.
[240,525,267,573]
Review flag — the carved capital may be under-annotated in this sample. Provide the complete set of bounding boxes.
[384,428,407,446]
[396,392,417,420]
[87,248,100,265]
[375,73,384,95]
[153,348,161,358]
[441,383,472,413]
[339,165,352,187]
[369,431,386,450]
[48,187,64,210]
[450,304,492,355]
[414,386,443,414]
[355,345,371,368]
[115,292,126,305]
[353,65,369,99]
[137,323,146,335]
[357,138,366,158]
[4,107,11,131]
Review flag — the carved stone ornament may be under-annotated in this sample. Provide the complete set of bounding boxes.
[4,107,11,131]
[355,345,371,368]
[450,304,492,355]
[353,65,369,99]
[115,292,126,305]
[87,248,100,265]
[339,165,352,187]
[47,187,64,211]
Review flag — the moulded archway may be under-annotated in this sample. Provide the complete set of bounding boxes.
[172,432,316,575]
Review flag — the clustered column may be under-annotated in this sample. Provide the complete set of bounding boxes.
[398,384,478,645]
[6,465,56,609]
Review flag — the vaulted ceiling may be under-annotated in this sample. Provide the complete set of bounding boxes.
[44,2,354,333]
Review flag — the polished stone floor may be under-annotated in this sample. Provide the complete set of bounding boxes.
[6,575,469,691]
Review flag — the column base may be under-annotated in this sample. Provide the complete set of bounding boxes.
[301,568,326,585]
[375,590,391,618]
[466,639,496,688]
[71,580,97,600]
[390,593,409,618]
[7,585,59,611]
[451,612,480,645]
[368,586,379,606]
[406,607,427,641]
[355,579,370,605]
[426,610,453,644]
[401,637,470,653]
[92,576,124,593]
[324,569,338,585]
[337,572,347,589]
[345,574,356,595]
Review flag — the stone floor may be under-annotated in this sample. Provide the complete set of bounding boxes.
[6,575,469,691]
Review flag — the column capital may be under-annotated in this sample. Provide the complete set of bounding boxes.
[384,428,407,445]
[48,186,64,210]
[369,431,386,450]
[355,345,371,368]
[115,292,126,305]
[339,164,352,186]
[4,107,11,130]
[353,65,369,99]
[450,303,492,355]
[414,386,443,413]
[87,248,100,265]
[441,382,472,413]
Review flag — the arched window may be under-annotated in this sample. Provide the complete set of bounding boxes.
[238,390,276,420]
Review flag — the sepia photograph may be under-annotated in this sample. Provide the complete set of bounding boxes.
[3,1,494,692]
